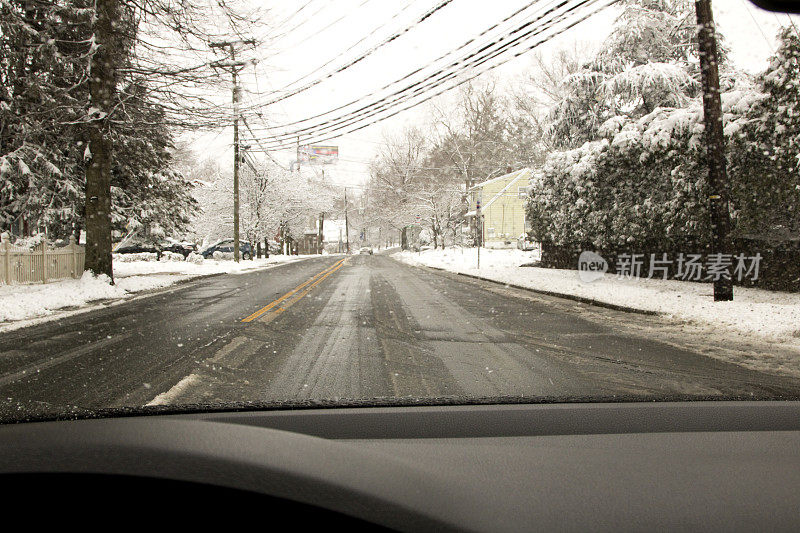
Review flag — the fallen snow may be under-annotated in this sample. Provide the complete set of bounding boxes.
[394,248,800,344]
[0,255,319,326]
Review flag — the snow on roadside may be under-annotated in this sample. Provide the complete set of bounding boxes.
[394,248,800,344]
[0,255,320,326]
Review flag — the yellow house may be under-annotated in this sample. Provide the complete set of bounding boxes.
[467,168,531,248]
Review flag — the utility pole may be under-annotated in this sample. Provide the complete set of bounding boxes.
[476,202,481,270]
[210,39,255,263]
[295,136,301,173]
[318,212,325,254]
[695,0,733,301]
[344,187,350,254]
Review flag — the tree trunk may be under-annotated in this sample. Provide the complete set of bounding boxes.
[84,0,122,281]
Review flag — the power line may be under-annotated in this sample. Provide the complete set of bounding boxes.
[246,0,592,147]
[268,0,419,95]
[244,0,458,111]
[246,3,575,149]
[241,115,288,170]
[245,0,558,129]
[260,1,322,44]
[274,0,376,54]
[250,0,612,150]
[740,0,771,45]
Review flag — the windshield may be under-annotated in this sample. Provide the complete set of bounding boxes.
[2,0,800,423]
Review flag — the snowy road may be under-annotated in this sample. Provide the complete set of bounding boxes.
[1,253,800,419]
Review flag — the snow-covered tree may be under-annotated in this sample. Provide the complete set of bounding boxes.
[728,27,800,243]
[547,0,699,148]
[528,23,800,258]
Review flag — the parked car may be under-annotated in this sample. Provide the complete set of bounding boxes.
[201,239,253,260]
[517,236,539,251]
[114,242,160,255]
[160,241,197,258]
[358,247,373,255]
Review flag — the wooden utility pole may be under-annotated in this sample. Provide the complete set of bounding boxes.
[84,0,122,280]
[210,39,254,263]
[318,213,325,254]
[695,0,733,301]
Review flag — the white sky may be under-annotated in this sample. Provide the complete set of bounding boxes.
[187,0,800,189]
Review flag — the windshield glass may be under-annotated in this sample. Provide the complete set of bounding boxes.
[2,0,800,422]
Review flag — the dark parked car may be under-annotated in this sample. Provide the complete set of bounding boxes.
[114,242,160,255]
[160,241,197,258]
[201,239,253,260]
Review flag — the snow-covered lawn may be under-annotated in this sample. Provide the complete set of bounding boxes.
[0,255,318,327]
[395,248,800,344]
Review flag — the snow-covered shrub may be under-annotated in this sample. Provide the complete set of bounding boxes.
[528,24,800,253]
[12,234,46,250]
[728,27,800,242]
[530,99,724,250]
[113,252,159,262]
[185,252,204,264]
[159,251,184,262]
[212,251,234,261]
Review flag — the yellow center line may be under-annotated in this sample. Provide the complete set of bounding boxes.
[241,258,346,323]
[257,259,348,324]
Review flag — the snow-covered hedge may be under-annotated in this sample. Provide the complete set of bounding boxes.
[528,28,800,251]
[212,251,234,261]
[159,251,185,262]
[113,252,158,262]
[185,252,204,264]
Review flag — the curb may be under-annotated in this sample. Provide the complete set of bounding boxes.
[411,263,660,317]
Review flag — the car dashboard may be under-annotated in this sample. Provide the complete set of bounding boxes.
[1,401,799,531]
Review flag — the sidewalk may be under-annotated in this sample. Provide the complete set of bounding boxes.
[394,248,800,345]
[0,255,318,329]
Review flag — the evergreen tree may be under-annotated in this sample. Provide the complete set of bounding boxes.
[547,0,699,148]
[729,27,800,243]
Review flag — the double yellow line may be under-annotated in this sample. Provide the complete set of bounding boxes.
[241,257,347,323]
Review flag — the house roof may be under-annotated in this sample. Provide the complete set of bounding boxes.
[470,168,531,212]
[469,167,530,191]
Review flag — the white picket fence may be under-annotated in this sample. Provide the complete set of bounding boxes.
[1,236,85,285]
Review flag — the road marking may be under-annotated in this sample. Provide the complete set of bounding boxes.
[256,259,348,324]
[208,335,249,363]
[146,373,201,406]
[241,258,347,323]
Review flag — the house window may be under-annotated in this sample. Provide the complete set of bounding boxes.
[487,227,495,237]
[518,186,528,199]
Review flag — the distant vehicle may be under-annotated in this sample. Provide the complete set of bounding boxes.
[201,239,253,260]
[358,247,373,255]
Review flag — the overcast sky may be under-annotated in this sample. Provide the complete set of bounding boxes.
[187,0,800,188]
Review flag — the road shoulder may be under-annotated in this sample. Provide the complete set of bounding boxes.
[0,255,322,333]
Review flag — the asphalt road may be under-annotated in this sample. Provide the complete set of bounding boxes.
[2,253,800,419]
